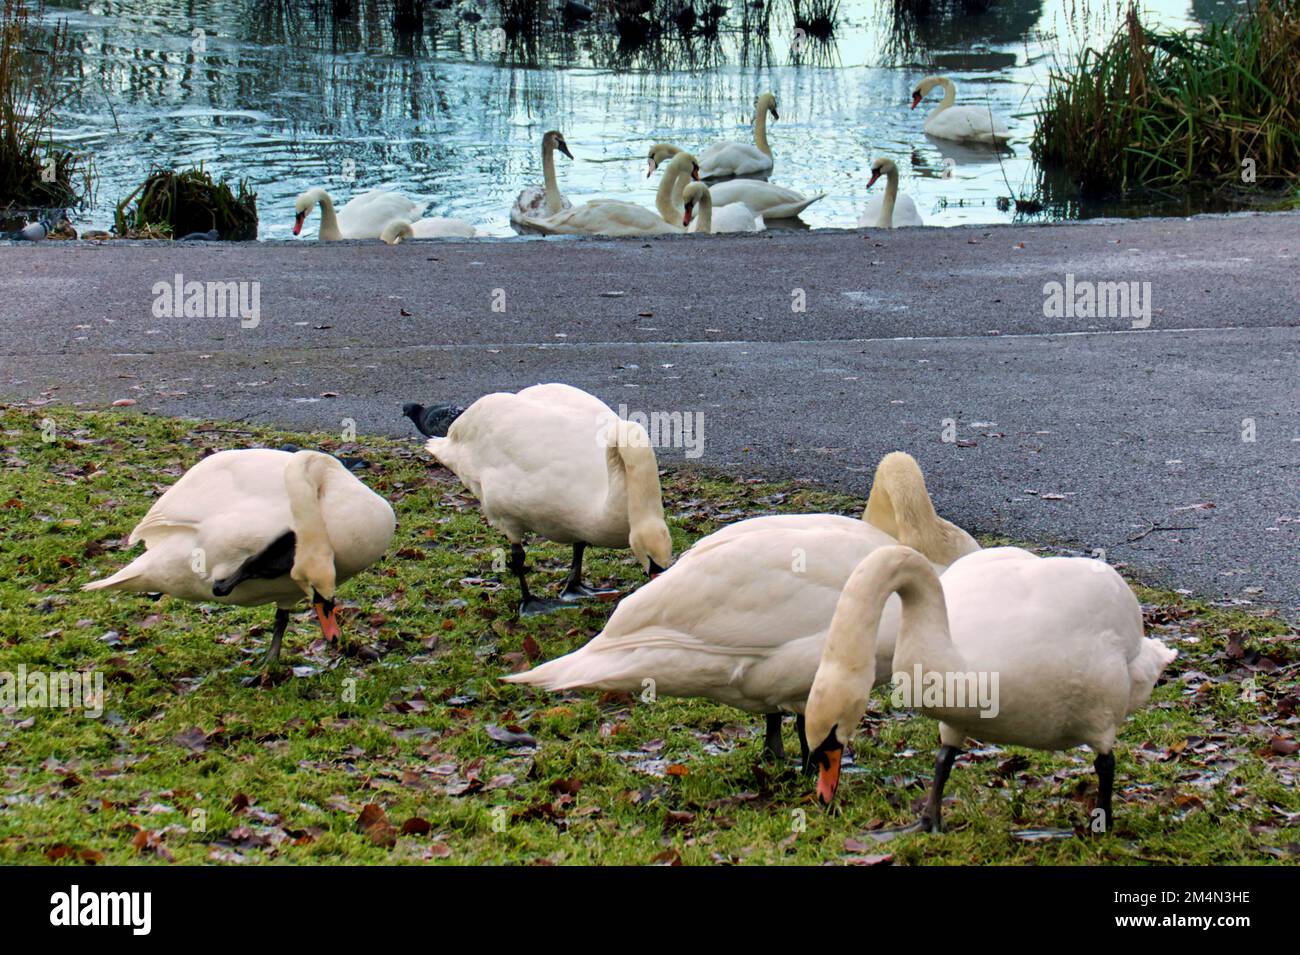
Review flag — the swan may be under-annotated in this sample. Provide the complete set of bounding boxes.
[522,151,696,237]
[503,452,979,760]
[681,181,764,233]
[401,384,673,615]
[698,92,778,182]
[293,188,422,240]
[510,130,575,234]
[805,546,1177,832]
[650,142,824,221]
[857,158,924,229]
[381,216,477,243]
[82,449,396,667]
[911,76,1011,146]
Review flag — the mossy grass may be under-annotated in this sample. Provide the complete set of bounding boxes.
[0,405,1295,865]
[1032,1,1300,201]
[113,165,258,241]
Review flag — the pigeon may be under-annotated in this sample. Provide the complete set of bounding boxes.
[401,402,465,438]
[178,229,220,241]
[3,220,48,241]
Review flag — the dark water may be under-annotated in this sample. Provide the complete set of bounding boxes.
[39,0,1249,237]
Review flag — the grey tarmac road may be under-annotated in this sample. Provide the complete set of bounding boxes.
[2,213,1298,619]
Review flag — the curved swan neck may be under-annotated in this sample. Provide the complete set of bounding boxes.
[656,156,693,224]
[285,451,336,597]
[541,139,562,215]
[692,190,712,233]
[605,420,667,533]
[932,78,957,114]
[876,167,899,228]
[825,548,960,679]
[865,453,977,566]
[316,191,342,241]
[754,104,771,156]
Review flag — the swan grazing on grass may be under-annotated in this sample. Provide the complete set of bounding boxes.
[858,158,923,228]
[401,384,673,616]
[381,216,477,243]
[503,452,979,761]
[293,188,421,240]
[522,151,697,237]
[681,181,764,233]
[805,546,1177,832]
[698,91,779,182]
[650,142,823,221]
[82,449,396,668]
[912,76,1011,145]
[510,130,575,234]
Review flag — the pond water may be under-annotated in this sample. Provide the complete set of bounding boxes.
[40,0,1250,238]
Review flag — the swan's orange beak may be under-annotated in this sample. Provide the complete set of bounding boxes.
[866,171,881,189]
[911,91,922,110]
[692,164,701,181]
[293,212,305,236]
[313,593,341,642]
[816,747,842,806]
[647,159,656,177]
[683,203,694,227]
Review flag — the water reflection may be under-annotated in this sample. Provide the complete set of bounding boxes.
[40,0,1249,237]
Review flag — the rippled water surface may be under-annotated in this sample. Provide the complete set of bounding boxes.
[42,0,1248,237]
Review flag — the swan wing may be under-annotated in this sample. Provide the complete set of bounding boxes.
[698,141,774,181]
[336,191,423,238]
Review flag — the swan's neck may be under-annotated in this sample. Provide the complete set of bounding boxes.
[693,192,712,233]
[285,452,336,596]
[317,192,342,241]
[875,169,899,228]
[606,422,667,538]
[931,78,957,115]
[541,140,562,215]
[656,162,687,224]
[754,106,772,157]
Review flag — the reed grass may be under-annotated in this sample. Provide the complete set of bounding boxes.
[113,166,258,241]
[1032,1,1300,198]
[0,0,92,211]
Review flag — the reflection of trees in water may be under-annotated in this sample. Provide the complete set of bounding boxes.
[879,0,1044,65]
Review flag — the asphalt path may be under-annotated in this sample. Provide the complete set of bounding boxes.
[2,212,1297,618]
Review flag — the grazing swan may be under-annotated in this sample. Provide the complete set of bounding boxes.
[522,151,697,237]
[82,449,396,667]
[503,452,979,760]
[510,130,575,234]
[650,142,823,221]
[805,546,1177,832]
[293,188,421,240]
[698,91,779,182]
[912,76,1011,145]
[681,181,764,233]
[858,158,923,229]
[402,384,673,615]
[381,217,477,243]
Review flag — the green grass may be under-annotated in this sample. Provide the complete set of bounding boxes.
[0,405,1296,866]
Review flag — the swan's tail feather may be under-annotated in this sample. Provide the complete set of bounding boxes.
[501,649,615,692]
[82,559,148,592]
[778,193,826,219]
[1127,638,1178,714]
[402,402,465,439]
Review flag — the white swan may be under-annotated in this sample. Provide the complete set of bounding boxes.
[381,216,477,243]
[805,545,1177,832]
[650,142,824,221]
[292,188,421,240]
[503,452,979,760]
[681,181,764,233]
[857,158,923,229]
[912,76,1011,145]
[510,130,575,234]
[698,92,778,182]
[82,449,396,667]
[406,383,673,615]
[522,151,696,237]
